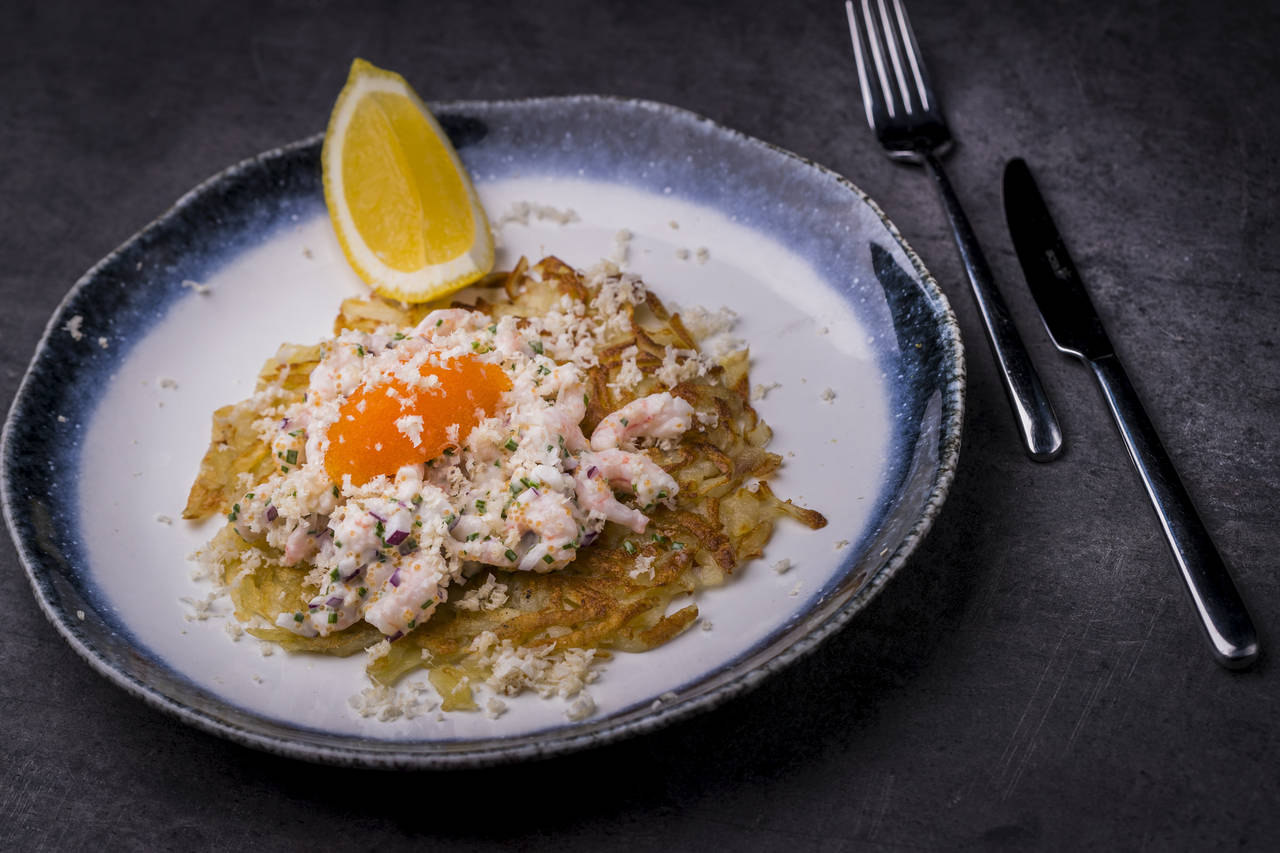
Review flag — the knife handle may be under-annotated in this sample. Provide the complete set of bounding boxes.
[920,152,1063,461]
[1089,354,1259,668]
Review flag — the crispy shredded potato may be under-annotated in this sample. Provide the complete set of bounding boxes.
[187,257,826,710]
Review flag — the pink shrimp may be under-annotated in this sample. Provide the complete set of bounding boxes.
[590,392,695,451]
[573,448,678,534]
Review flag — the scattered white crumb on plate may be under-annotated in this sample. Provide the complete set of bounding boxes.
[819,326,829,335]
[181,279,211,295]
[485,697,508,719]
[751,381,781,401]
[158,376,179,390]
[659,691,677,702]
[820,388,837,402]
[155,514,173,525]
[63,315,84,341]
[834,539,850,550]
[694,247,709,264]
[251,674,264,684]
[610,229,632,265]
[668,219,679,229]
[701,620,713,632]
[674,247,690,260]
[772,558,792,574]
[258,643,274,657]
[494,201,580,227]
[97,336,109,349]
[75,610,85,620]
[57,415,67,423]
[789,582,802,597]
[650,698,663,711]
[565,693,596,721]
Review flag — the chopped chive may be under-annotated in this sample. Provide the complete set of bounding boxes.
[656,490,668,500]
[620,417,629,427]
[466,532,480,541]
[421,601,432,609]
[280,465,290,473]
[284,449,298,465]
[529,339,544,355]
[355,344,365,357]
[623,540,637,555]
[393,332,407,341]
[543,554,555,564]
[444,513,457,527]
[293,613,304,623]
[358,587,368,597]
[332,485,340,498]
[505,549,518,562]
[487,324,497,334]
[329,569,339,581]
[672,541,685,550]
[436,318,443,326]
[328,613,338,624]
[407,619,417,629]
[443,447,454,456]
[475,499,487,513]
[504,438,519,452]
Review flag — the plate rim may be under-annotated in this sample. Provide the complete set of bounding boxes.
[1,94,965,769]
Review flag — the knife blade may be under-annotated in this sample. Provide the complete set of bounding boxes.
[1003,157,1259,669]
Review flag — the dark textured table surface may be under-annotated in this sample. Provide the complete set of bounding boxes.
[4,1,1278,849]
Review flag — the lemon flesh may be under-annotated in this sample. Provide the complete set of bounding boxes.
[323,59,493,302]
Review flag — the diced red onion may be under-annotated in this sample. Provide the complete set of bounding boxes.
[265,505,278,522]
[389,569,401,587]
[325,596,344,608]
[587,466,598,478]
[368,510,386,523]
[386,529,409,546]
[388,631,404,642]
[582,530,599,547]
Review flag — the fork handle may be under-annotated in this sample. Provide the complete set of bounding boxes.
[920,151,1063,461]
[1089,354,1259,668]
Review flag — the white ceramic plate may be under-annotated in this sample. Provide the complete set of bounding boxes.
[2,97,963,767]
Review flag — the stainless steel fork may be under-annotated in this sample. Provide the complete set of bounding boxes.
[844,0,1063,461]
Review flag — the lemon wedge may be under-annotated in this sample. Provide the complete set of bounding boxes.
[322,58,493,302]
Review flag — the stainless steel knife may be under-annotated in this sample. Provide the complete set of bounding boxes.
[1002,157,1259,669]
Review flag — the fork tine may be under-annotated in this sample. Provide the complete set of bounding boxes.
[845,0,897,122]
[843,0,880,127]
[890,0,933,113]
[873,0,915,115]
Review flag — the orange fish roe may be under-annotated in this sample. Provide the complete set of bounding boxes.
[325,355,510,486]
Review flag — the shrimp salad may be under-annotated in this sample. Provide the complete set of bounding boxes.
[238,306,697,641]
[188,256,826,714]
